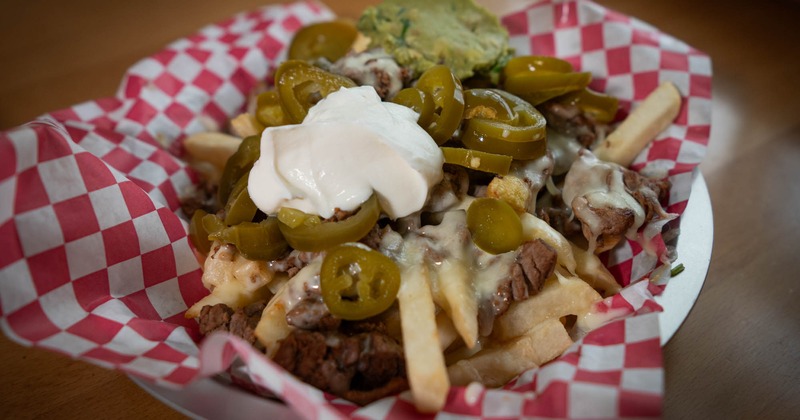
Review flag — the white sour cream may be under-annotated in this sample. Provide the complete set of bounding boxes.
[248,86,443,219]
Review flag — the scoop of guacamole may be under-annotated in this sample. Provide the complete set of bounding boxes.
[357,0,512,80]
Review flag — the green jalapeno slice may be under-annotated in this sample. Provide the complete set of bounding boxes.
[277,194,381,252]
[209,218,288,261]
[463,88,517,124]
[188,209,212,255]
[277,206,321,229]
[504,71,592,106]
[391,87,436,129]
[288,20,358,63]
[502,56,591,106]
[201,213,226,236]
[218,135,261,206]
[255,90,291,127]
[414,65,465,144]
[460,89,548,160]
[466,197,524,255]
[554,88,619,123]
[275,60,357,124]
[503,56,574,79]
[320,244,401,320]
[440,147,512,175]
[223,174,258,226]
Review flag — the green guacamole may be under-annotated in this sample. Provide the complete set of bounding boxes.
[357,0,512,80]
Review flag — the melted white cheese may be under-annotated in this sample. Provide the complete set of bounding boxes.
[562,150,646,252]
[394,210,517,305]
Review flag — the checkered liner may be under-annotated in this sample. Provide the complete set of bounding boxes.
[0,0,711,418]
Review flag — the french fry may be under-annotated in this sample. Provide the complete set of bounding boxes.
[570,242,622,296]
[201,242,275,292]
[255,261,321,357]
[444,335,484,367]
[520,212,577,274]
[183,132,242,173]
[398,257,449,413]
[184,280,272,319]
[229,113,264,138]
[592,81,682,167]
[491,272,602,342]
[436,311,460,351]
[448,318,572,387]
[255,297,292,358]
[436,258,479,349]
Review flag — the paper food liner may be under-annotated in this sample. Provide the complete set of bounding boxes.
[0,0,711,418]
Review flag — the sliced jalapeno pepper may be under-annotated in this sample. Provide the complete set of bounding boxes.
[466,197,523,255]
[320,244,401,320]
[288,20,358,63]
[277,206,321,229]
[277,194,381,252]
[255,90,290,127]
[188,209,212,255]
[460,89,547,160]
[504,71,592,106]
[554,88,619,123]
[224,174,258,226]
[218,135,260,206]
[209,218,288,261]
[202,212,226,236]
[275,60,357,123]
[463,88,517,124]
[502,56,590,106]
[441,147,512,175]
[391,87,436,129]
[503,56,574,79]
[414,65,465,144]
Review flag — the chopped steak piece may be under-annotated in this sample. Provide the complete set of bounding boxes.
[342,377,409,406]
[562,150,674,253]
[425,165,469,212]
[198,304,233,336]
[478,239,558,336]
[574,199,636,253]
[329,49,409,100]
[269,250,320,278]
[340,318,389,335]
[622,169,671,221]
[229,301,267,350]
[325,208,355,222]
[360,224,394,250]
[180,180,219,218]
[272,328,407,406]
[198,301,265,350]
[539,101,602,147]
[538,205,583,240]
[285,297,341,331]
[515,239,557,297]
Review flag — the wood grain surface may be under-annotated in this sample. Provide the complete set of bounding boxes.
[1,1,799,419]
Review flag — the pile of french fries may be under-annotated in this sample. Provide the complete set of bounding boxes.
[183,74,681,412]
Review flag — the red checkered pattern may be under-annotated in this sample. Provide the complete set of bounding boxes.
[0,0,333,397]
[0,1,711,419]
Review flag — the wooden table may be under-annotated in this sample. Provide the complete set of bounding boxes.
[1,0,798,418]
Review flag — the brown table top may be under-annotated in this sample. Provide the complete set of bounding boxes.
[1,0,799,419]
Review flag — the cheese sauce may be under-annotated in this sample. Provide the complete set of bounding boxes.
[562,150,646,251]
[390,210,517,308]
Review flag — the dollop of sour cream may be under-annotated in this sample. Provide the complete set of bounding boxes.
[248,86,443,219]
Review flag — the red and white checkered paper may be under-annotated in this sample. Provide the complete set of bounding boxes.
[0,0,711,418]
